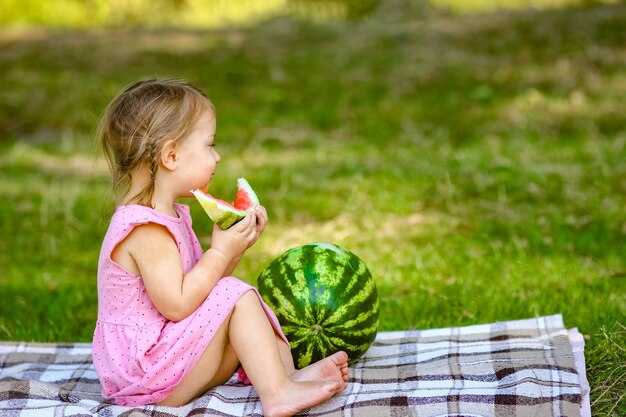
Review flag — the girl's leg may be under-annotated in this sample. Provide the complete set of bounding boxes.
[274,336,350,384]
[158,312,240,407]
[159,290,348,415]
[228,291,346,417]
[275,335,296,376]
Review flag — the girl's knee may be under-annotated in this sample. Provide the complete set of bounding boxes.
[218,276,246,287]
[236,289,261,306]
[232,290,266,317]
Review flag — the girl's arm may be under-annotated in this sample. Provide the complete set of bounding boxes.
[119,213,260,322]
[223,254,242,277]
[219,206,269,277]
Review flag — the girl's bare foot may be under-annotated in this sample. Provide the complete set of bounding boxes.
[261,379,346,417]
[291,351,350,383]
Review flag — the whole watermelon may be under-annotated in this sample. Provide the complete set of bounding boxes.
[257,242,379,368]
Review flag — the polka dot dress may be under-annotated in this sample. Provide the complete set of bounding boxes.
[92,204,287,406]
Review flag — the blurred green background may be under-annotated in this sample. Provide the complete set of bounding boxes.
[0,0,625,415]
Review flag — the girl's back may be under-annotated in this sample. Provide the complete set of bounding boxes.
[95,203,201,325]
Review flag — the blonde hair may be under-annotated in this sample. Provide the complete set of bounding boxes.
[97,79,214,206]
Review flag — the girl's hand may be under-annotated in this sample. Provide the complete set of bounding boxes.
[249,205,268,248]
[211,213,258,260]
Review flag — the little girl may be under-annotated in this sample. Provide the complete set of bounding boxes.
[93,79,349,416]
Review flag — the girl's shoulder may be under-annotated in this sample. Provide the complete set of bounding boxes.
[110,203,191,228]
[100,204,195,257]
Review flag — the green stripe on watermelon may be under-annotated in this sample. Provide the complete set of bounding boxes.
[260,285,312,328]
[323,276,378,326]
[257,242,379,368]
[299,245,359,323]
[256,262,312,325]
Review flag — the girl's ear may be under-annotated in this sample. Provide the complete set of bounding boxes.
[160,139,178,170]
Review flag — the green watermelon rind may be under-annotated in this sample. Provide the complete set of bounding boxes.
[191,189,247,229]
[257,242,379,368]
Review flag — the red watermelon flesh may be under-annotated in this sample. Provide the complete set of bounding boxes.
[233,178,260,211]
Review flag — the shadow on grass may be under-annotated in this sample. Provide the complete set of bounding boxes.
[0,1,625,143]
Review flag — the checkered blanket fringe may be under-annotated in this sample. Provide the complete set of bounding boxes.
[0,315,589,417]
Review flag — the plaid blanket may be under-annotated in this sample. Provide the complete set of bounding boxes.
[0,314,589,417]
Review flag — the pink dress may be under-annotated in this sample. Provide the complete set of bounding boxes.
[92,203,287,406]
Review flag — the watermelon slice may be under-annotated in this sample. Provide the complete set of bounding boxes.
[192,177,259,230]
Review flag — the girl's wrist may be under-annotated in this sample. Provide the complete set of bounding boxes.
[209,247,229,260]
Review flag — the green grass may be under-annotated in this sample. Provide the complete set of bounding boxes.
[1,0,625,415]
